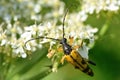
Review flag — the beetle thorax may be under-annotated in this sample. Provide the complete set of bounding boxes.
[60,38,72,55]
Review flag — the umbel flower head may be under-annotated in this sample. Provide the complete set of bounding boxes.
[23,21,98,72]
[0,0,119,60]
[21,8,98,71]
[1,0,111,72]
[0,7,98,72]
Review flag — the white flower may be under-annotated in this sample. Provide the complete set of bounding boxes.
[21,31,32,42]
[34,4,41,13]
[21,52,27,58]
[78,11,88,21]
[106,3,119,11]
[0,28,7,46]
[21,32,37,51]
[13,46,27,58]
[79,25,98,43]
[1,39,7,46]
[24,25,38,35]
[82,0,120,14]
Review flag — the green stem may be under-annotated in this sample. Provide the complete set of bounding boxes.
[99,20,110,37]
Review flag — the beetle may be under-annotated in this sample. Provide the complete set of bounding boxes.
[25,8,96,76]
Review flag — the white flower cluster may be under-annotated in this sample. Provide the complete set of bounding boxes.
[0,0,64,58]
[0,0,64,23]
[82,0,120,14]
[0,0,119,59]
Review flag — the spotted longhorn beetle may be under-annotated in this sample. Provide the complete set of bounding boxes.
[25,8,96,76]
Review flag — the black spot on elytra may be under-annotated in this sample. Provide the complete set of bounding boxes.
[81,58,86,64]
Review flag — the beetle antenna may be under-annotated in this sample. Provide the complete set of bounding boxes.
[24,36,60,49]
[63,8,69,38]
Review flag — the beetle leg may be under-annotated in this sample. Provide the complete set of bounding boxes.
[61,55,66,64]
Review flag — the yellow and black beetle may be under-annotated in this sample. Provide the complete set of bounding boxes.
[25,8,96,77]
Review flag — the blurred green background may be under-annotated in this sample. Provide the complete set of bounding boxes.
[0,0,120,80]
